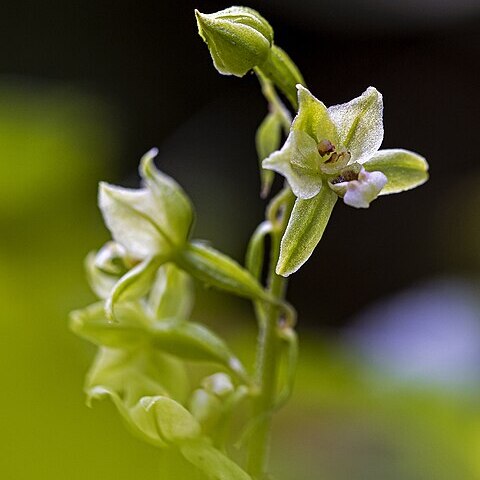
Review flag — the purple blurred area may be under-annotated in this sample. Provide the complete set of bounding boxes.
[345,277,480,390]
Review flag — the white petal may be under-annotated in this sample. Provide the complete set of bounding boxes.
[99,183,173,258]
[343,168,387,209]
[263,130,322,199]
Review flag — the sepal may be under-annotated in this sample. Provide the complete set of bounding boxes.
[277,186,337,276]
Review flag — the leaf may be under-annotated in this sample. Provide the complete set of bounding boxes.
[328,86,383,165]
[277,186,337,276]
[363,148,429,195]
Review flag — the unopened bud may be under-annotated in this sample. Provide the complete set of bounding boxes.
[195,7,273,77]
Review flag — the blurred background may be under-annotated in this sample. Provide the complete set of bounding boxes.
[1,0,479,478]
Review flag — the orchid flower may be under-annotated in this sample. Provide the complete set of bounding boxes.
[264,85,429,275]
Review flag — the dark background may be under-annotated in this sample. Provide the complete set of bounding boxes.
[2,0,479,330]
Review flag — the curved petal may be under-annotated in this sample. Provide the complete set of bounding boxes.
[99,183,174,258]
[262,130,322,199]
[140,149,195,245]
[294,85,338,145]
[363,148,429,195]
[105,255,165,321]
[148,264,194,321]
[277,186,337,276]
[342,169,387,209]
[328,86,383,164]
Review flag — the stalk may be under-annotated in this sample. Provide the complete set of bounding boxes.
[247,188,294,478]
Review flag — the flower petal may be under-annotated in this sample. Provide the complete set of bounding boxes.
[99,182,173,258]
[140,149,194,246]
[294,85,338,145]
[105,255,165,321]
[328,86,383,164]
[363,148,429,195]
[333,168,387,209]
[277,185,337,276]
[148,264,194,321]
[263,130,322,199]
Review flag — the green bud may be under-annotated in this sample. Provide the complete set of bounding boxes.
[143,396,202,443]
[188,389,223,432]
[195,7,273,77]
[201,373,234,398]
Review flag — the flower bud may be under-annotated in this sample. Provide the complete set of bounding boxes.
[195,7,273,77]
[201,373,234,397]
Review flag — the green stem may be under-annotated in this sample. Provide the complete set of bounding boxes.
[247,188,294,479]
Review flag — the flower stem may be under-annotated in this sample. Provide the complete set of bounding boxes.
[247,188,294,479]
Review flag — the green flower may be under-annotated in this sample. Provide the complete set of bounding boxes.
[263,85,429,276]
[97,148,194,317]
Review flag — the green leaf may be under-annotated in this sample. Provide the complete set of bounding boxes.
[140,149,195,246]
[277,186,337,276]
[150,320,248,382]
[148,263,194,320]
[195,7,273,77]
[258,45,305,109]
[256,112,281,197]
[105,255,164,321]
[263,130,322,199]
[70,301,149,348]
[177,241,271,304]
[363,148,429,195]
[181,439,252,480]
[328,86,383,164]
[293,85,338,145]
